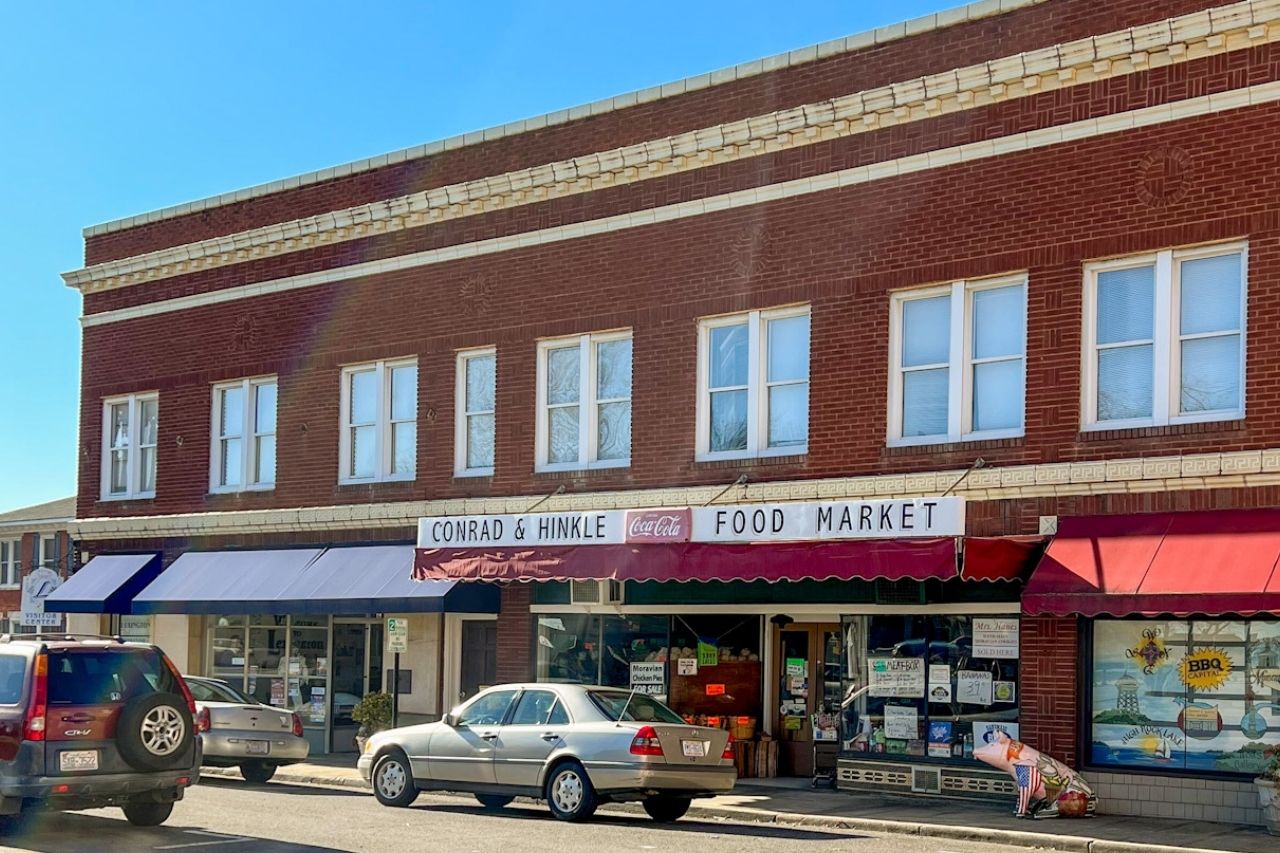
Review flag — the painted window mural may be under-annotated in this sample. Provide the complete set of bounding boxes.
[1090,619,1280,774]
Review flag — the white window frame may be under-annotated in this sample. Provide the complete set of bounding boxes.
[210,376,277,493]
[0,540,20,588]
[338,358,418,484]
[454,348,496,478]
[534,330,632,472]
[1081,241,1247,431]
[100,392,158,501]
[887,276,1027,447]
[695,305,811,462]
[38,536,58,570]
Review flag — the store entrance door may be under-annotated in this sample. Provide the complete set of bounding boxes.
[458,620,497,705]
[775,623,841,776]
[330,620,384,752]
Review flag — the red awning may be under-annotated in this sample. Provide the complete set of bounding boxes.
[414,539,958,583]
[960,536,1045,582]
[1023,509,1280,617]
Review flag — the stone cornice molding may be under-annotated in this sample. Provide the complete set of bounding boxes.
[65,0,1279,299]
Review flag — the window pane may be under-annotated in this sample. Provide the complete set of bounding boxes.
[972,285,1024,360]
[596,339,632,401]
[973,359,1024,432]
[767,383,808,447]
[466,354,495,413]
[902,296,951,367]
[390,365,417,422]
[351,425,376,478]
[546,346,580,406]
[466,413,495,470]
[767,315,809,382]
[391,422,416,475]
[140,447,156,493]
[709,323,748,388]
[1181,335,1240,413]
[548,406,579,464]
[596,401,631,461]
[220,437,242,487]
[902,368,949,436]
[254,435,276,485]
[1098,344,1154,421]
[110,403,130,450]
[1097,266,1154,344]
[709,389,748,452]
[254,382,277,434]
[139,399,158,446]
[110,450,129,494]
[1180,254,1242,336]
[350,370,376,425]
[220,387,244,439]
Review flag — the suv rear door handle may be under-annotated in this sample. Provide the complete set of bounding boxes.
[61,713,95,723]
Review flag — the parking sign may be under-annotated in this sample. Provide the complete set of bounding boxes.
[386,617,408,654]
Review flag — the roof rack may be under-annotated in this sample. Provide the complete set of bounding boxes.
[0,633,128,644]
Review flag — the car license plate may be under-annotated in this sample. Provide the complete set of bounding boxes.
[681,740,706,758]
[59,750,99,772]
[246,740,270,755]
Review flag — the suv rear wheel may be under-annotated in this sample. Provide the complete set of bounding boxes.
[122,800,174,827]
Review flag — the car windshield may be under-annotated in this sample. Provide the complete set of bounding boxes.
[187,678,254,704]
[588,690,685,724]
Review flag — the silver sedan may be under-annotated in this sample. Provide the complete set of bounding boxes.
[184,675,311,783]
[358,683,737,822]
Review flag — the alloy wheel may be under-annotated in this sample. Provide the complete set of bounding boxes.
[377,760,407,800]
[140,705,185,756]
[551,769,583,813]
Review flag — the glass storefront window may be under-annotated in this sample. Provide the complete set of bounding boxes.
[1090,618,1280,775]
[537,615,601,683]
[211,616,248,685]
[842,614,1020,760]
[600,615,669,689]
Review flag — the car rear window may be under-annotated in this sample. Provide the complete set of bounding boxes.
[187,679,252,704]
[588,690,685,724]
[0,655,26,704]
[47,648,178,707]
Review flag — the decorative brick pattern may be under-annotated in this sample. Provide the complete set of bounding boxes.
[1019,616,1080,768]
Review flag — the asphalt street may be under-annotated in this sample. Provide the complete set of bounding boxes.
[0,778,1050,853]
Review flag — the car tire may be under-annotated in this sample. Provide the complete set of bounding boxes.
[117,693,194,772]
[475,794,513,810]
[371,750,418,808]
[240,761,277,784]
[545,760,597,822]
[122,800,174,827]
[642,796,691,822]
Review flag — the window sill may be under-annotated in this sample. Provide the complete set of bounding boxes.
[695,446,808,464]
[888,430,1023,449]
[454,468,495,479]
[1078,417,1246,442]
[535,460,630,475]
[694,453,807,469]
[885,435,1024,457]
[98,493,156,502]
[338,475,417,486]
[209,485,275,495]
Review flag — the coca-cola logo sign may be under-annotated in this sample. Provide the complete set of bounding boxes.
[625,509,691,543]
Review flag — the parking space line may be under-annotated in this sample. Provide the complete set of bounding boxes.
[153,830,254,850]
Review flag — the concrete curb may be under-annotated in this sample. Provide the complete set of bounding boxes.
[197,769,1247,853]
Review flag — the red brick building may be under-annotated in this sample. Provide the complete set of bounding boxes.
[0,497,75,632]
[59,0,1280,825]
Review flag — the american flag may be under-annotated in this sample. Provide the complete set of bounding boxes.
[1014,764,1042,816]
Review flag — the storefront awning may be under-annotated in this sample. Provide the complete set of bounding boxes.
[43,554,163,614]
[960,536,1045,582]
[1022,510,1280,617]
[414,539,959,583]
[132,547,499,615]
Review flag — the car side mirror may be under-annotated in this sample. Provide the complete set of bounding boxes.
[443,712,458,727]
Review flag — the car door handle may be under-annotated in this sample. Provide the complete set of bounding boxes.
[481,732,499,740]
[61,713,95,723]
[540,732,560,741]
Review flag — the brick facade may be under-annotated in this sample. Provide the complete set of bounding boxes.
[1018,615,1081,768]
[494,584,533,684]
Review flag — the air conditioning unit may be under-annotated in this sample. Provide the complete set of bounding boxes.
[911,766,942,794]
[569,579,623,605]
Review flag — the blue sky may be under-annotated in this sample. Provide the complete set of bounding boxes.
[0,0,950,514]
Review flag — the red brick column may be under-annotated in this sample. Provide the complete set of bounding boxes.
[1020,615,1081,768]
[495,584,533,684]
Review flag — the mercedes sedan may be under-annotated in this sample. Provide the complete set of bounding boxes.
[358,683,736,822]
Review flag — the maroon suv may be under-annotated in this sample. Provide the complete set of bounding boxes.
[0,634,202,831]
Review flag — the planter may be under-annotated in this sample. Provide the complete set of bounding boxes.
[1256,778,1280,836]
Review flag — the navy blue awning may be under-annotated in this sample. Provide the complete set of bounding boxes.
[131,546,498,615]
[44,554,163,614]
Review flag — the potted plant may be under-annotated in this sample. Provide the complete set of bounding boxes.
[351,692,393,752]
[1257,747,1280,836]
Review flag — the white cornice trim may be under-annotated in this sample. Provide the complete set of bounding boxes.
[66,1,1279,297]
[80,78,1280,329]
[81,0,1046,239]
[71,447,1280,540]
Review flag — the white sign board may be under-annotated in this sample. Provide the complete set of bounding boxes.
[419,511,625,548]
[868,657,925,698]
[20,567,62,627]
[385,617,409,655]
[928,664,953,703]
[883,704,919,741]
[972,618,1020,659]
[677,658,698,676]
[956,670,994,706]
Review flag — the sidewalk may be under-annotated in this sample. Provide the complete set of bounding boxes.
[200,757,1273,853]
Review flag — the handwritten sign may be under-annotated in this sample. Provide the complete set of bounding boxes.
[868,657,925,698]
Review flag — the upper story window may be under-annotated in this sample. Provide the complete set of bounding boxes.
[696,306,810,461]
[455,349,496,477]
[211,377,277,493]
[889,277,1026,446]
[1083,242,1246,430]
[339,359,417,484]
[0,541,20,588]
[535,331,632,471]
[38,536,59,570]
[101,393,158,500]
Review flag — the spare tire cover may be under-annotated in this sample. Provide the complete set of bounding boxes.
[116,692,194,772]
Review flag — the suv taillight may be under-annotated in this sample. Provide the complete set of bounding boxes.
[196,706,211,733]
[161,653,199,721]
[291,712,304,738]
[23,654,48,741]
[722,733,735,760]
[629,725,664,757]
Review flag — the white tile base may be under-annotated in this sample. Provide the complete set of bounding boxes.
[1084,771,1264,827]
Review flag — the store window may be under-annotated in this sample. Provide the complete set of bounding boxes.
[841,614,1020,760]
[535,614,668,690]
[1089,618,1280,775]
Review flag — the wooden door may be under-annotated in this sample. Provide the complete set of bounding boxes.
[775,622,840,776]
